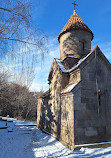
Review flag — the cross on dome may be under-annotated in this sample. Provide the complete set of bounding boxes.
[72,1,78,11]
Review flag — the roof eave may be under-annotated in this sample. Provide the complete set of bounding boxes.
[58,29,94,43]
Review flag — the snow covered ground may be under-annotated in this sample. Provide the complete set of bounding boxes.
[0,117,111,158]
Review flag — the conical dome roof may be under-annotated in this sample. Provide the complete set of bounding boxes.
[58,10,94,42]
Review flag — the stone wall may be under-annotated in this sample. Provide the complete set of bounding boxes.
[37,59,70,137]
[37,95,57,134]
[49,61,70,136]
[74,53,111,145]
[49,60,69,98]
[60,30,92,58]
[60,93,74,150]
[37,97,42,128]
[69,69,81,85]
[37,91,75,150]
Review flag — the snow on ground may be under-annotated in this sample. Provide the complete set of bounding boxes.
[0,118,111,158]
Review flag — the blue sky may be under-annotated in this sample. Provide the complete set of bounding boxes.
[29,0,111,91]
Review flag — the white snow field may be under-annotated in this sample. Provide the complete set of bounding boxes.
[0,117,111,158]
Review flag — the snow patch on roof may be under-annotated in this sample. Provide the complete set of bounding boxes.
[56,50,93,73]
[44,92,49,97]
[68,55,79,59]
[61,82,78,94]
[43,90,49,97]
[56,59,68,73]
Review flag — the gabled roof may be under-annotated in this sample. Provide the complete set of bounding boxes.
[56,50,93,73]
[58,10,94,42]
[48,55,78,80]
[94,46,111,69]
[55,46,111,73]
[48,46,111,82]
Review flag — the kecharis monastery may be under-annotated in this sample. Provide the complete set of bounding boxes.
[37,7,111,150]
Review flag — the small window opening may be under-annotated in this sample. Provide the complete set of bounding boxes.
[83,42,85,50]
[98,93,101,106]
[98,89,101,107]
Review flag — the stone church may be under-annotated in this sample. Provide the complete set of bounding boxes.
[37,9,111,150]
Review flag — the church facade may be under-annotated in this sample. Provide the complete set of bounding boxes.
[37,10,111,150]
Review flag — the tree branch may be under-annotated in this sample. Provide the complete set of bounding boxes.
[1,37,38,46]
[0,7,29,24]
[0,7,11,12]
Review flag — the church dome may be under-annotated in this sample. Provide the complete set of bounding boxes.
[58,10,94,42]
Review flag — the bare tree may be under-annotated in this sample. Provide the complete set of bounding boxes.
[0,62,10,89]
[0,81,37,120]
[0,1,47,119]
[0,0,47,51]
[0,0,48,87]
[0,62,43,120]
